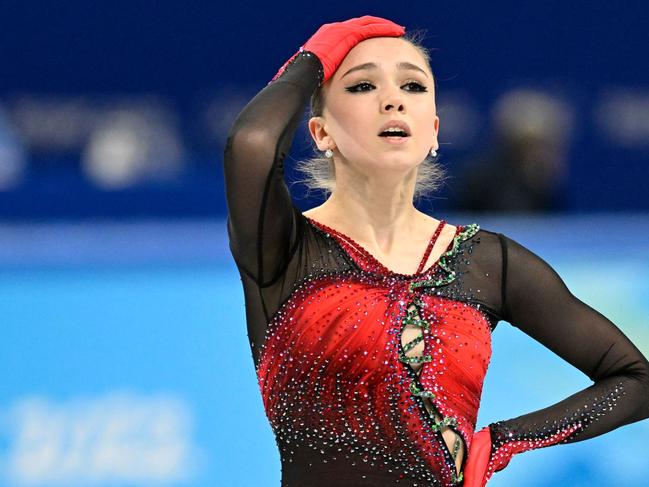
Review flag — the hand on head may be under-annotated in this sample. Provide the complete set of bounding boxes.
[272,15,405,83]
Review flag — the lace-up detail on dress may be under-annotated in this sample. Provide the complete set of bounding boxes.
[296,217,480,485]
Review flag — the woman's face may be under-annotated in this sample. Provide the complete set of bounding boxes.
[309,37,439,179]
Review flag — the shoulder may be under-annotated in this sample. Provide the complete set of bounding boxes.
[467,227,557,275]
[451,224,508,269]
[456,223,501,247]
[465,226,537,260]
[462,225,531,253]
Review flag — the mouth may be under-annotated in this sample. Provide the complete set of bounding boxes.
[378,134,410,145]
[378,124,411,145]
[378,131,410,140]
[377,120,411,139]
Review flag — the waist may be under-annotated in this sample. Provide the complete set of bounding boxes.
[277,438,452,487]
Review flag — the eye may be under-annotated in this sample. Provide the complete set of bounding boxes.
[345,81,428,94]
[345,82,375,93]
[403,81,428,92]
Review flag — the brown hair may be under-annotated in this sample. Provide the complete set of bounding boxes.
[294,30,448,202]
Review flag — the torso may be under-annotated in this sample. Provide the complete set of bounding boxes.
[301,207,465,476]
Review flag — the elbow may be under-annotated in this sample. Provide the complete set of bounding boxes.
[626,355,649,387]
[628,357,649,417]
[641,365,649,412]
[224,126,277,164]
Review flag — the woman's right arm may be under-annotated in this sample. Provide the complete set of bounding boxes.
[223,51,323,287]
[223,16,405,287]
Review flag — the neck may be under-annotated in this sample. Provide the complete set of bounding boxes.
[315,167,429,255]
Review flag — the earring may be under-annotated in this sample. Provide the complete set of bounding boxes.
[324,149,334,158]
[430,148,438,157]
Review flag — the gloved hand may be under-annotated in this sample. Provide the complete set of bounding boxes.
[463,426,492,487]
[271,15,405,83]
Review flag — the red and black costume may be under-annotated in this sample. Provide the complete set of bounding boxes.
[223,50,649,486]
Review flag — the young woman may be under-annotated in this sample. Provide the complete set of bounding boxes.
[223,15,649,486]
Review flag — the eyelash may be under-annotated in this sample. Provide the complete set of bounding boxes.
[345,81,428,93]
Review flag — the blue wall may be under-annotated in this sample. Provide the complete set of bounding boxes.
[1,1,648,218]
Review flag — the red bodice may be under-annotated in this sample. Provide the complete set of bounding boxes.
[256,219,491,485]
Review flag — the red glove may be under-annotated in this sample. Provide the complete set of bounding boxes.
[271,15,405,83]
[463,426,492,487]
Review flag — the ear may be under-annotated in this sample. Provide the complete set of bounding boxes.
[308,116,335,151]
[432,115,440,150]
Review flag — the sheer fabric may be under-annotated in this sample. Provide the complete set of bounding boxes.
[223,51,649,486]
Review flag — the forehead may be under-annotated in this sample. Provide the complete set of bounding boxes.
[334,37,429,77]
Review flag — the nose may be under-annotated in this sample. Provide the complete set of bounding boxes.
[381,90,406,113]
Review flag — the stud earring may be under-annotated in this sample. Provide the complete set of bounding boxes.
[430,148,438,157]
[324,149,334,158]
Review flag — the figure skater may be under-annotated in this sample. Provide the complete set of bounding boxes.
[223,15,649,486]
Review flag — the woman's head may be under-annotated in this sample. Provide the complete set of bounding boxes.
[298,32,446,200]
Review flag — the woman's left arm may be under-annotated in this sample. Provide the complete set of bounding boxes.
[483,233,649,482]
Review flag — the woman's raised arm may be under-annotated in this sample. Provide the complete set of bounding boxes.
[223,16,405,286]
[224,51,323,286]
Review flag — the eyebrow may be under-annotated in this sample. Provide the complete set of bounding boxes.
[341,62,428,79]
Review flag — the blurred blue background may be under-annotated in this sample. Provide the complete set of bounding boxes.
[1,1,648,486]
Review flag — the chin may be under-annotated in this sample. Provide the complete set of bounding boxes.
[376,151,425,167]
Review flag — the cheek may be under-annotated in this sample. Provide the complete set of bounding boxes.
[328,103,374,144]
[419,121,437,143]
[413,107,438,140]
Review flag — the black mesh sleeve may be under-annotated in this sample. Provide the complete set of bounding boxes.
[223,51,323,287]
[484,233,649,480]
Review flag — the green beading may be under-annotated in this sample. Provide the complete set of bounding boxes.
[450,470,464,484]
[399,353,432,364]
[428,414,458,431]
[401,333,425,353]
[408,223,481,294]
[409,380,435,399]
